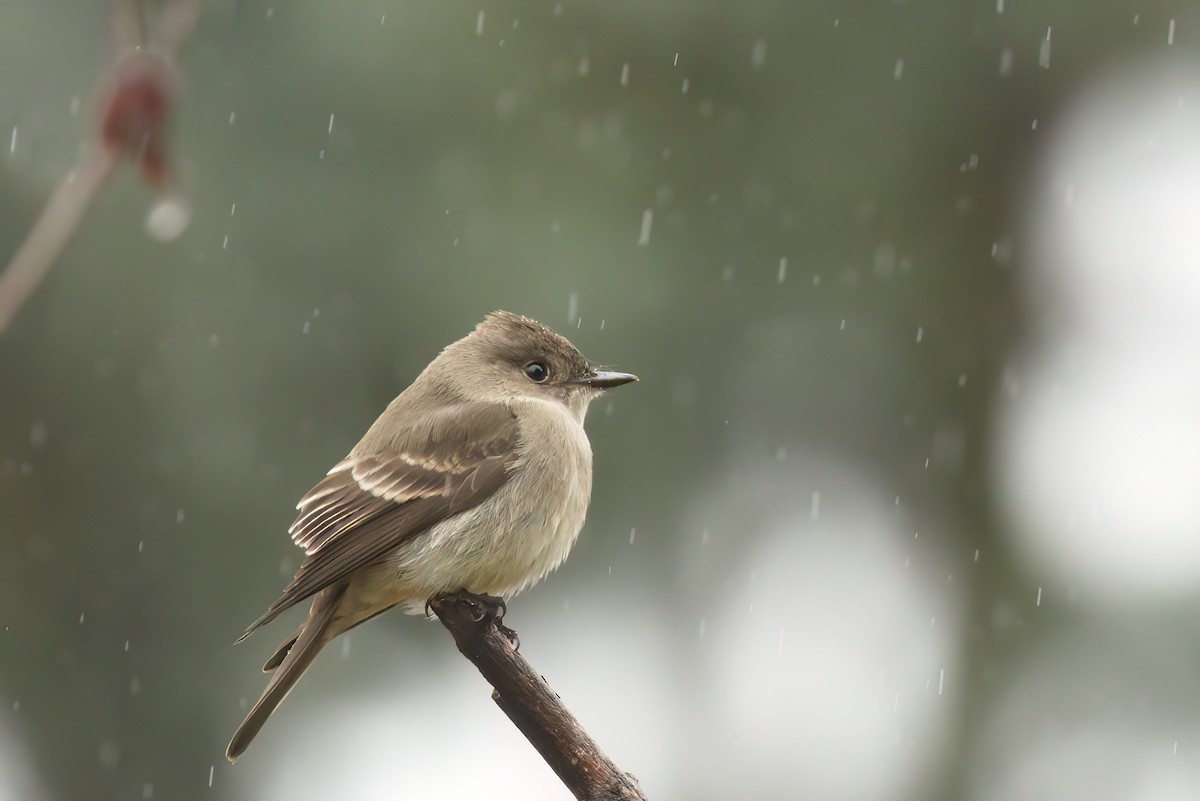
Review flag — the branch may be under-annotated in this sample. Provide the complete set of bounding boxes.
[0,0,205,334]
[429,595,647,801]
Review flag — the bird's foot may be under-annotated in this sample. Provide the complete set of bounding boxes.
[427,589,520,650]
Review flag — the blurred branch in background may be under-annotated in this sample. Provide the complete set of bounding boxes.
[430,594,647,801]
[0,0,202,333]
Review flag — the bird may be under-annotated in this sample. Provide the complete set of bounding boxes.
[226,310,638,761]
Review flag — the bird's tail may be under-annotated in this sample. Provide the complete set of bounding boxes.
[226,584,345,762]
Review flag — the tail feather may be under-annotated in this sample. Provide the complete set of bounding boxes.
[227,584,345,762]
[262,629,301,673]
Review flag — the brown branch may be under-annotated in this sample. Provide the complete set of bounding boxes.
[429,595,647,801]
[0,0,205,334]
[0,148,117,333]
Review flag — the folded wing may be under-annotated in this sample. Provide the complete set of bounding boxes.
[238,401,519,640]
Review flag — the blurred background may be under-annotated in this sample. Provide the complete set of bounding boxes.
[3,1,1200,799]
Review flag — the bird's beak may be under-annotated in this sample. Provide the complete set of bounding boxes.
[575,368,638,389]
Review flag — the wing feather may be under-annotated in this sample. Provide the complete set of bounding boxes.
[238,402,519,640]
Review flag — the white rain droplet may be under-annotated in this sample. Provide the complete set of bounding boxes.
[637,208,653,246]
[475,10,485,36]
[145,196,192,241]
[751,39,767,69]
[208,766,214,788]
[1168,19,1176,46]
[620,63,630,87]
[810,491,821,520]
[938,668,945,695]
[629,528,636,544]
[327,113,335,134]
[894,59,905,80]
[915,326,924,343]
[777,257,788,283]
[1036,586,1043,607]
[8,126,16,154]
[999,48,1013,76]
[1039,27,1052,69]
[698,618,707,639]
[567,292,579,324]
[996,0,1004,13]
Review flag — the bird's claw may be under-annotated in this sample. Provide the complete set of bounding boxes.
[426,589,520,649]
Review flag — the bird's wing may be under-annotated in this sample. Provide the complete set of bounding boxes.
[238,401,519,640]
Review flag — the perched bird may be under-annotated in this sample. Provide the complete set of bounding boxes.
[226,311,637,761]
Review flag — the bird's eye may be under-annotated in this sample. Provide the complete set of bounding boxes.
[523,361,549,383]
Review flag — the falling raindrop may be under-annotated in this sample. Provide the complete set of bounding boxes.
[1039,28,1052,69]
[637,208,653,245]
[751,39,767,69]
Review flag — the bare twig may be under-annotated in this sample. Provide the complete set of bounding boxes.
[0,0,205,334]
[0,148,116,332]
[429,595,647,801]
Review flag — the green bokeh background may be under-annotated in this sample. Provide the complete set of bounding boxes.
[2,2,1198,799]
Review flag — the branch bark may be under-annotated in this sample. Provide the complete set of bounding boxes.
[429,595,647,801]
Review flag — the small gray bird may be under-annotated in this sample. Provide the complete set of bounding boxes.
[226,311,637,761]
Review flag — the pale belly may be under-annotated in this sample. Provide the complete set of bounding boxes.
[332,402,593,627]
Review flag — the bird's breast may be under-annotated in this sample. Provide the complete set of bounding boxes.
[380,401,594,608]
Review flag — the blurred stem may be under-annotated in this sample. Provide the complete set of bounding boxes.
[429,595,647,801]
[113,0,148,50]
[0,148,116,333]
